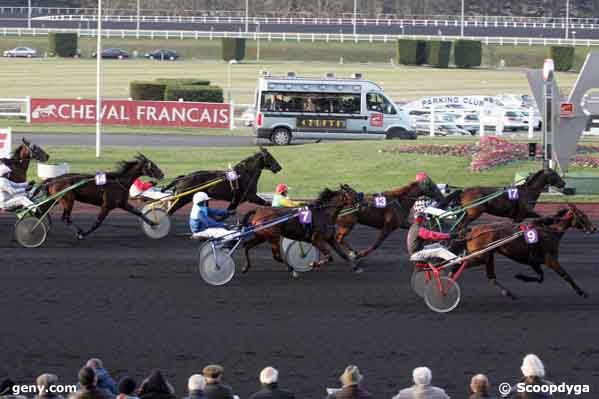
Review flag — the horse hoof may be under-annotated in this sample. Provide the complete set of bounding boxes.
[292,271,300,279]
[580,290,589,298]
[76,233,84,240]
[348,251,357,260]
[241,267,249,274]
[353,267,365,274]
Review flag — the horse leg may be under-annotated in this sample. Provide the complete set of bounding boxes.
[545,257,588,298]
[79,206,111,239]
[270,238,284,263]
[326,236,363,273]
[357,225,393,259]
[485,253,517,299]
[59,198,86,236]
[335,224,359,258]
[515,263,544,283]
[241,236,265,273]
[245,192,269,207]
[309,237,333,269]
[121,202,157,225]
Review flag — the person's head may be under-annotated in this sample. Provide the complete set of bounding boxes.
[202,365,224,384]
[78,367,96,388]
[193,192,210,206]
[470,374,490,394]
[412,367,432,386]
[86,358,103,369]
[414,212,426,225]
[339,365,362,387]
[139,370,173,395]
[118,377,137,396]
[259,367,278,386]
[0,164,11,178]
[415,172,430,184]
[275,184,288,196]
[187,375,205,393]
[36,374,59,394]
[521,354,545,379]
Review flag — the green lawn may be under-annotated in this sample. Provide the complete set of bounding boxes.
[31,141,599,201]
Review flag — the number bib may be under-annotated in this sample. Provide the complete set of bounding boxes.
[507,187,519,200]
[95,172,107,186]
[374,195,387,208]
[524,228,539,244]
[299,209,312,225]
[226,169,239,182]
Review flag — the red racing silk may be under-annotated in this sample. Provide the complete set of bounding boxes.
[418,227,451,241]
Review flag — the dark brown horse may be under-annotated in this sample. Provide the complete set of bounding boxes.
[163,147,282,214]
[241,185,364,274]
[448,168,566,228]
[461,204,596,299]
[336,178,445,259]
[41,154,164,239]
[0,138,49,182]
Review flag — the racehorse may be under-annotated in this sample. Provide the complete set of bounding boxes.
[162,147,282,214]
[241,185,364,274]
[449,168,566,228]
[461,204,596,299]
[0,138,50,182]
[335,178,445,259]
[41,154,164,239]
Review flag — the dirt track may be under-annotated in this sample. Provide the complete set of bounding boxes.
[2,210,599,398]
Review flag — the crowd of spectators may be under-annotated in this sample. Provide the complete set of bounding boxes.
[0,354,559,399]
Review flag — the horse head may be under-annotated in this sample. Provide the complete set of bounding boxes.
[543,168,566,189]
[258,146,282,174]
[567,204,596,234]
[137,153,164,180]
[315,184,362,209]
[18,138,50,162]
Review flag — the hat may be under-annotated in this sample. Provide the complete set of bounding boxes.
[193,192,210,204]
[202,365,224,379]
[275,183,288,194]
[339,365,362,386]
[521,354,545,378]
[0,163,11,177]
[415,172,429,183]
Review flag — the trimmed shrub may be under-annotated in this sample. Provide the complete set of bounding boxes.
[426,41,452,68]
[454,40,482,68]
[397,39,427,65]
[155,78,210,87]
[164,85,224,103]
[550,46,575,71]
[221,38,246,61]
[130,81,168,101]
[48,33,78,57]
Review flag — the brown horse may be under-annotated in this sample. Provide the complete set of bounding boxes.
[41,154,164,239]
[449,168,566,228]
[162,147,282,214]
[461,204,596,299]
[336,178,445,259]
[0,138,50,182]
[241,185,364,274]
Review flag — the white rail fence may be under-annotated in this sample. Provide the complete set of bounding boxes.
[1,27,599,46]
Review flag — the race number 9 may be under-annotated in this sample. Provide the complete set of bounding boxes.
[374,195,387,208]
[299,209,312,225]
[524,228,538,244]
[507,187,519,200]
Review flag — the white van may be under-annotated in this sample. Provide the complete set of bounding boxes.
[253,73,415,145]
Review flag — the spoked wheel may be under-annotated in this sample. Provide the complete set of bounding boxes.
[141,207,171,239]
[284,240,318,273]
[198,243,236,286]
[280,237,294,259]
[411,269,433,298]
[15,216,48,248]
[424,276,461,313]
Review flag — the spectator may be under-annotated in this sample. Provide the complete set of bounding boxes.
[86,359,117,395]
[249,367,294,399]
[504,354,555,398]
[70,367,114,399]
[202,365,233,399]
[469,375,497,399]
[182,375,205,399]
[392,367,450,399]
[0,379,27,399]
[327,365,372,399]
[35,374,65,399]
[138,370,175,399]
[116,377,139,399]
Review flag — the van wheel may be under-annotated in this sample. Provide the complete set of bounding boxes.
[271,128,292,146]
[386,127,415,140]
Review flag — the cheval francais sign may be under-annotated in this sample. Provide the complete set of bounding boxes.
[30,98,231,128]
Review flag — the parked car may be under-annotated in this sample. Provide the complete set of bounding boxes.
[503,110,528,131]
[521,109,542,130]
[3,46,37,58]
[240,106,256,127]
[144,49,178,61]
[92,48,129,59]
[455,113,480,135]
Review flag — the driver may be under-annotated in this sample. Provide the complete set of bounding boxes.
[129,178,169,200]
[407,212,459,262]
[0,164,35,210]
[189,192,236,239]
[272,183,302,208]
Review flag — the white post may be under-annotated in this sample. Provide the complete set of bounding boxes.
[478,110,484,137]
[528,114,534,138]
[495,110,503,136]
[95,0,102,158]
[27,0,31,29]
[429,108,435,137]
[460,0,465,37]
[565,0,570,40]
[136,0,140,35]
[25,96,31,123]
[244,0,249,33]
[229,100,235,131]
[256,22,260,61]
[227,59,237,103]
[353,0,357,36]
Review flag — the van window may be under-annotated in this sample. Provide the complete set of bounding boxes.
[366,93,396,114]
[260,92,360,114]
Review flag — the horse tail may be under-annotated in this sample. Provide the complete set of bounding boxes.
[242,209,257,228]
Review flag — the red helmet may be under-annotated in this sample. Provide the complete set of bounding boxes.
[415,172,429,183]
[275,183,288,194]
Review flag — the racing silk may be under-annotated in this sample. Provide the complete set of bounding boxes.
[0,177,28,205]
[406,224,452,255]
[189,204,228,234]
[129,178,154,198]
[272,193,301,208]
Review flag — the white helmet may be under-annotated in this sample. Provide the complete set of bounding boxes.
[0,164,11,177]
[193,191,210,204]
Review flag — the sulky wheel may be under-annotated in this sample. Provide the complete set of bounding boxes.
[198,243,236,286]
[411,270,433,298]
[141,207,171,239]
[284,240,318,273]
[15,216,48,248]
[423,276,461,313]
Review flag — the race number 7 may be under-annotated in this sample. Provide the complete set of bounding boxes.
[299,209,312,225]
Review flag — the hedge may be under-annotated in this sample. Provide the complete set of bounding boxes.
[48,33,78,57]
[164,85,224,103]
[221,38,246,61]
[396,39,427,65]
[454,40,482,68]
[426,41,452,68]
[155,78,210,87]
[129,81,168,101]
[550,46,575,72]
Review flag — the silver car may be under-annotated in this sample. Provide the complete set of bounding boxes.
[3,46,37,58]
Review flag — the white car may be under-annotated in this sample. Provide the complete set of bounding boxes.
[520,109,542,130]
[3,46,37,58]
[454,113,480,135]
[240,106,256,127]
[502,110,528,131]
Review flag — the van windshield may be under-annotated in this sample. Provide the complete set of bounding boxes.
[260,91,361,114]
